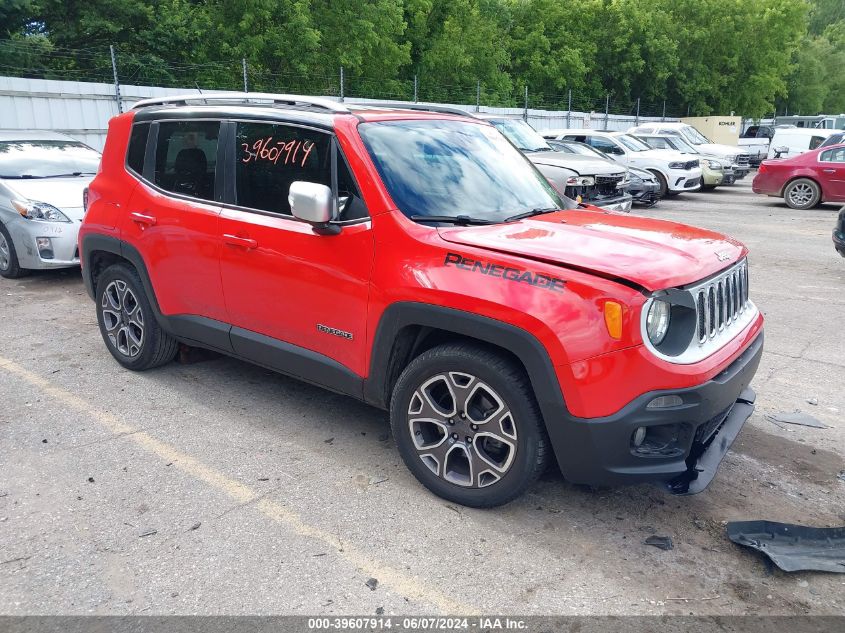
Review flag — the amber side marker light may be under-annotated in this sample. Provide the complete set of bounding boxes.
[603,301,623,339]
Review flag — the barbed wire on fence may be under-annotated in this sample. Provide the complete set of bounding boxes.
[0,39,694,122]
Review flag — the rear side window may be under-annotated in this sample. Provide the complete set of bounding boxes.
[126,123,149,175]
[820,147,845,163]
[235,122,331,215]
[153,121,219,201]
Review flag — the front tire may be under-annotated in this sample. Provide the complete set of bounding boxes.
[95,264,178,370]
[783,178,821,210]
[648,170,668,198]
[0,223,28,279]
[390,342,550,508]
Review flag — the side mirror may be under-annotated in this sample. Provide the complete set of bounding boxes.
[773,146,788,158]
[288,181,339,235]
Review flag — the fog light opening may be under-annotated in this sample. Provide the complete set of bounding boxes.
[36,237,54,260]
[632,426,647,447]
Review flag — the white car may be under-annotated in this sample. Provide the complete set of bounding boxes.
[628,122,751,179]
[766,127,833,160]
[0,130,99,278]
[542,129,702,197]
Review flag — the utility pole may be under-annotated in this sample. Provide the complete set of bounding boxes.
[413,74,418,103]
[242,58,248,92]
[635,97,640,126]
[604,94,609,129]
[339,66,344,102]
[476,80,481,112]
[566,89,571,127]
[109,45,122,114]
[523,85,528,122]
[662,100,666,122]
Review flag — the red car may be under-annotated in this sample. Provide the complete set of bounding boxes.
[79,94,763,507]
[753,143,845,209]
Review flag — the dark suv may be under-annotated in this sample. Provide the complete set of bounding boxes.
[80,93,764,507]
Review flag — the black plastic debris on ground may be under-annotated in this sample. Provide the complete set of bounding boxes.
[764,412,828,428]
[727,521,845,573]
[644,535,674,550]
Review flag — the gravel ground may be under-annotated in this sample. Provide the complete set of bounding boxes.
[1,177,844,616]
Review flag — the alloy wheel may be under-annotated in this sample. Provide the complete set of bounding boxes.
[0,232,10,271]
[787,182,814,207]
[100,280,145,358]
[407,372,518,488]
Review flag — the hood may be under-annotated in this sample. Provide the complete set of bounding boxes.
[5,176,92,220]
[528,151,624,177]
[437,210,745,291]
[634,148,692,162]
[695,143,742,159]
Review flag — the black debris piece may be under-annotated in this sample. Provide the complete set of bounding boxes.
[365,577,379,591]
[138,529,157,538]
[87,477,94,483]
[644,535,674,551]
[765,412,828,429]
[727,521,845,573]
[189,522,201,531]
[324,438,334,445]
[376,607,385,615]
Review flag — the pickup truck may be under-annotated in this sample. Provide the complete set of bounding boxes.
[739,125,773,166]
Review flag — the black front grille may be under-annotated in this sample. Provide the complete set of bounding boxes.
[694,406,731,445]
[736,154,751,166]
[594,174,624,196]
[684,177,701,188]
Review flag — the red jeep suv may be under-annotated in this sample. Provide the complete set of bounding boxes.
[80,94,764,507]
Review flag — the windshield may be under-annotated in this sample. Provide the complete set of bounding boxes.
[678,126,711,145]
[488,119,551,152]
[359,120,566,222]
[616,134,651,152]
[0,140,100,178]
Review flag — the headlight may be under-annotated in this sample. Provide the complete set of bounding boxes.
[11,200,71,223]
[668,162,686,169]
[566,176,595,186]
[646,300,671,345]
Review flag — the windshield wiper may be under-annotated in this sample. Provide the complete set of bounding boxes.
[45,172,96,178]
[505,207,559,222]
[1,174,41,179]
[410,214,499,226]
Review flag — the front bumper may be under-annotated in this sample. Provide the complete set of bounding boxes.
[598,196,632,213]
[9,217,81,269]
[548,332,763,494]
[667,168,703,192]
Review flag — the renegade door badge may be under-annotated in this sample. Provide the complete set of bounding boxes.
[444,252,566,293]
[317,324,353,340]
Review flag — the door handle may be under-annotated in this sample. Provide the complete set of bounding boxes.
[130,211,157,227]
[223,234,258,250]
[823,169,836,173]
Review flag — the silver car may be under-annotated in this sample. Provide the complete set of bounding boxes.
[0,130,99,278]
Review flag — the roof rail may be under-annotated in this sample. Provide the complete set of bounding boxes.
[130,92,350,113]
[349,101,473,117]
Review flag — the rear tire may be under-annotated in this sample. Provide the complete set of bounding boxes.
[95,264,178,370]
[390,342,550,508]
[783,178,821,210]
[0,223,28,279]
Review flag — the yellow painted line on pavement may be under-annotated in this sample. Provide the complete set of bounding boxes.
[0,354,477,614]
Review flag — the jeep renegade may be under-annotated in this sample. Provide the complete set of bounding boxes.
[79,93,764,508]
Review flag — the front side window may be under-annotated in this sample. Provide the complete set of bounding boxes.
[153,121,219,200]
[0,140,100,179]
[810,136,827,151]
[643,137,668,150]
[820,147,845,163]
[588,136,624,155]
[359,119,566,222]
[235,122,331,216]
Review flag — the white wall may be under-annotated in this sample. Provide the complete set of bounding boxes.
[0,76,678,151]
